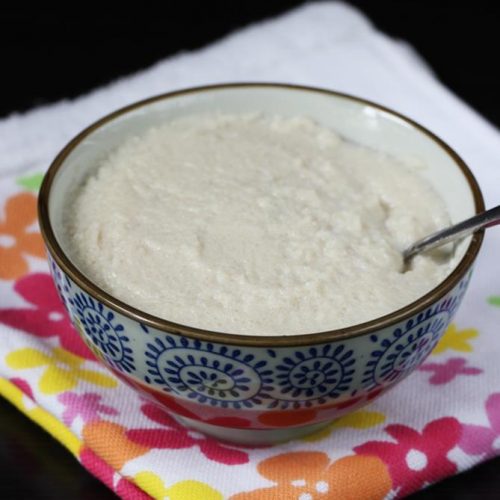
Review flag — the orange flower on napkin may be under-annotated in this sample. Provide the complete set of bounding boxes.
[82,421,149,470]
[231,451,391,500]
[0,192,45,280]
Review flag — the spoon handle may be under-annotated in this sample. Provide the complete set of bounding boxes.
[403,204,500,261]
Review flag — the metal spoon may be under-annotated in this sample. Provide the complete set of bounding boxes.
[403,204,500,263]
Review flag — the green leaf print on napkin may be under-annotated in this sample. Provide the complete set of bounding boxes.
[488,296,500,307]
[16,173,44,192]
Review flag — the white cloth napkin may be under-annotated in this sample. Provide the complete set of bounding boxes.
[1,2,499,193]
[1,2,500,498]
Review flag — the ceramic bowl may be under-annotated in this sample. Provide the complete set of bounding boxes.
[38,83,484,444]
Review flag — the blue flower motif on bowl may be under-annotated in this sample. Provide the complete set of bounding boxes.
[144,336,273,409]
[267,344,355,409]
[48,254,72,312]
[362,298,457,390]
[68,292,135,374]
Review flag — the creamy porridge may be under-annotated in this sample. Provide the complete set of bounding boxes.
[65,114,454,335]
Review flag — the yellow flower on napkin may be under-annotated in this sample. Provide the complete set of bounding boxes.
[0,378,81,456]
[134,472,222,500]
[302,410,386,442]
[432,324,478,355]
[6,346,117,394]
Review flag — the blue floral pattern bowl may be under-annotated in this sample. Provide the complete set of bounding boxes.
[39,84,484,443]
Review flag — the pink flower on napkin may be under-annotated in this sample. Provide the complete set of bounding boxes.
[460,393,500,456]
[9,377,34,399]
[127,403,249,465]
[355,417,462,497]
[419,357,482,385]
[80,447,150,499]
[58,392,119,426]
[0,273,94,360]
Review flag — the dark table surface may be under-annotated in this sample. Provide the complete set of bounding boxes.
[1,1,500,498]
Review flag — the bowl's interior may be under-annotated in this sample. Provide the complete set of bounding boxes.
[49,84,478,275]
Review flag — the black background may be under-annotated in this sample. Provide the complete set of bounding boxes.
[1,1,500,498]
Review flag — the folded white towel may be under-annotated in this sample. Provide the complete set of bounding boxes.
[1,1,499,210]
